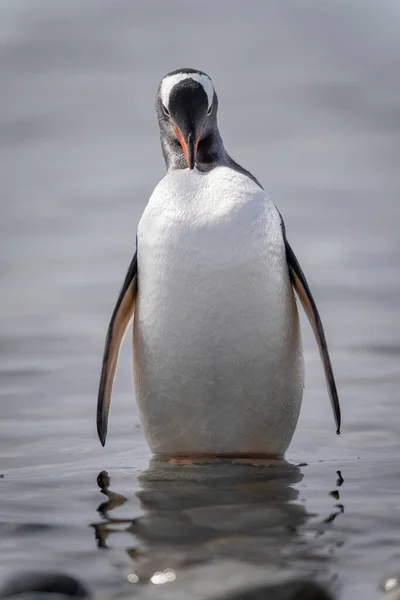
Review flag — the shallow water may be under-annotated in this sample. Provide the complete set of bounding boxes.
[1,1,400,599]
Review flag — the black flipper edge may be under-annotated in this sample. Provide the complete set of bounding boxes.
[97,251,138,446]
[281,218,341,434]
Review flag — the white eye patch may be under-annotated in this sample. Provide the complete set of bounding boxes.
[160,72,214,110]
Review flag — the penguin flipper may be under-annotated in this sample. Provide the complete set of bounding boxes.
[97,251,138,446]
[283,231,341,434]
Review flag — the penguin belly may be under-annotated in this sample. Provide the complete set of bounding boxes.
[133,167,304,456]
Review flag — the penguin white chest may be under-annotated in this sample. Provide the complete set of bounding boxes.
[133,167,304,456]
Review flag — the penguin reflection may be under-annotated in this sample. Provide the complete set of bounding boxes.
[91,459,344,584]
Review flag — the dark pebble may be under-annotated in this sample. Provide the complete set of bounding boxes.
[214,579,333,600]
[0,573,89,599]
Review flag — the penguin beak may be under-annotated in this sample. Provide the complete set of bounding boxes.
[174,126,199,170]
[187,133,195,170]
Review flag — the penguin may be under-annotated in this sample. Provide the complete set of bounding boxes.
[97,68,341,457]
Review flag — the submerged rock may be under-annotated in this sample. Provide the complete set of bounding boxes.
[213,579,333,600]
[0,573,89,599]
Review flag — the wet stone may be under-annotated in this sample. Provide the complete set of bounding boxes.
[0,573,90,599]
[212,579,334,599]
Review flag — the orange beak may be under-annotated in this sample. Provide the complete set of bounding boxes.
[174,125,202,169]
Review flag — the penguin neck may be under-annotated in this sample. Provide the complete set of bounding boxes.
[195,129,229,172]
[161,128,262,187]
[161,127,225,171]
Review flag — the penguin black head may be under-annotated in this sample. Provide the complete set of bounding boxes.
[156,68,219,170]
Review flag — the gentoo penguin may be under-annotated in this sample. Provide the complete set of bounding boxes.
[97,68,341,457]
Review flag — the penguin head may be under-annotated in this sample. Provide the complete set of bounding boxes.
[156,68,218,169]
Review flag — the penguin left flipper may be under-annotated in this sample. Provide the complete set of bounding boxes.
[97,250,138,446]
[281,222,341,434]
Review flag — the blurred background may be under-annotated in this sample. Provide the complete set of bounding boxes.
[1,1,400,599]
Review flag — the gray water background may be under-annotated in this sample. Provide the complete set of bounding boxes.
[0,1,400,598]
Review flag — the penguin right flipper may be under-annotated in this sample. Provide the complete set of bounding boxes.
[97,250,138,446]
[281,220,341,435]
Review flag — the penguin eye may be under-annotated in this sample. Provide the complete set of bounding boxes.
[162,104,170,117]
[207,104,213,116]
